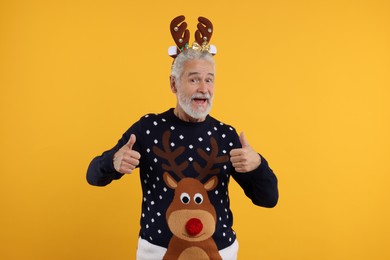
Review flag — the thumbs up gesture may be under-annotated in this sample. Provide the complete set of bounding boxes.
[113,134,141,174]
[229,132,261,173]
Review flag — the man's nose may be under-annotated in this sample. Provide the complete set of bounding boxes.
[197,80,208,93]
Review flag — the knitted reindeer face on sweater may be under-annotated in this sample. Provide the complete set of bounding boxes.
[153,130,228,259]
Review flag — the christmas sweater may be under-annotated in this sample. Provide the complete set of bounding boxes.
[87,108,278,259]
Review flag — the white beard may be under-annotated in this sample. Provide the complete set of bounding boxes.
[177,91,213,120]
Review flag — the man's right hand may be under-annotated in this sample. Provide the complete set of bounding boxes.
[113,134,141,174]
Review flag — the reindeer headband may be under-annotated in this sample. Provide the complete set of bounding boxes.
[168,15,217,58]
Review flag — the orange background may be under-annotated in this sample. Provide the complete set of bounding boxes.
[1,0,389,259]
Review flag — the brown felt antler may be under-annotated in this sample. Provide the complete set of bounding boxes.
[170,15,190,53]
[195,16,213,45]
[153,131,188,179]
[194,137,229,181]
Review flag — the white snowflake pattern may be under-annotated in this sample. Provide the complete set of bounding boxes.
[162,118,166,122]
[223,165,227,170]
[151,201,155,205]
[222,134,226,138]
[146,130,150,135]
[207,131,212,135]
[159,195,163,199]
[170,126,175,130]
[188,157,193,162]
[154,158,158,163]
[154,139,158,144]
[145,115,149,118]
[222,150,227,154]
[189,144,193,149]
[147,148,150,153]
[170,142,175,147]
[156,177,160,181]
[151,218,155,223]
[229,142,233,146]
[158,229,162,234]
[198,137,203,142]
[150,166,153,171]
[153,121,158,126]
[163,187,167,192]
[229,127,233,131]
[215,190,219,195]
[206,147,210,151]
[157,212,161,216]
[179,135,184,139]
[214,127,218,131]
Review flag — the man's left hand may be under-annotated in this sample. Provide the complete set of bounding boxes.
[230,132,261,173]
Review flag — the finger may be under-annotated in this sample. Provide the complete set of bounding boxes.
[229,148,243,157]
[126,134,136,150]
[123,151,141,162]
[232,161,248,168]
[235,167,247,173]
[119,161,137,172]
[120,161,135,170]
[122,154,140,165]
[230,156,243,164]
[129,150,141,160]
[239,132,249,148]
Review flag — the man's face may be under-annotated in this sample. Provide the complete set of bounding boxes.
[172,59,215,121]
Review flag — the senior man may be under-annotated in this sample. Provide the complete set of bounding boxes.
[87,16,278,260]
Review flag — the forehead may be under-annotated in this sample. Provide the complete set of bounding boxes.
[182,59,214,76]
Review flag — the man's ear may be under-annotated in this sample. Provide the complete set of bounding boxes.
[170,76,177,93]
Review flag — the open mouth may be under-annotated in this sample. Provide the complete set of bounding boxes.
[192,98,208,105]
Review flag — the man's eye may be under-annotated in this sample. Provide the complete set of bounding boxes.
[190,78,199,83]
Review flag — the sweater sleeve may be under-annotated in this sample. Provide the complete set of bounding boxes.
[86,122,141,187]
[231,154,279,208]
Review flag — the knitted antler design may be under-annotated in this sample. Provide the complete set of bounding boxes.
[153,131,188,179]
[193,137,229,181]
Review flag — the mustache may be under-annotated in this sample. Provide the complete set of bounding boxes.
[191,93,212,100]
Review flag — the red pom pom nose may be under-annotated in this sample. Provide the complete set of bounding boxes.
[185,218,203,236]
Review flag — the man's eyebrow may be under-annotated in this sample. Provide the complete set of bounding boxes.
[187,72,215,77]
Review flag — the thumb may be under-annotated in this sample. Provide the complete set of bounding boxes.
[125,134,136,150]
[239,132,249,148]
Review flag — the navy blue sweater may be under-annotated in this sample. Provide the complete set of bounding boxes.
[87,108,278,251]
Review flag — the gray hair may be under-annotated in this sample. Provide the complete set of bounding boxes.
[170,49,215,81]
